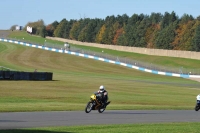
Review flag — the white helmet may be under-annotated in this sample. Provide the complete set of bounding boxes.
[99,85,105,92]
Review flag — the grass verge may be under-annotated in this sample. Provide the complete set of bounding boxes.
[0,31,199,112]
[1,122,200,133]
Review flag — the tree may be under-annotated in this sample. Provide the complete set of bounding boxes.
[78,26,87,42]
[10,25,17,31]
[117,31,128,46]
[40,26,46,38]
[116,14,127,27]
[96,24,106,43]
[69,21,80,40]
[93,19,104,42]
[180,14,194,24]
[24,19,45,35]
[34,12,199,52]
[46,24,53,36]
[192,25,200,51]
[149,12,162,24]
[54,19,67,37]
[134,18,150,47]
[51,21,59,36]
[112,22,121,45]
[154,21,177,49]
[128,14,139,25]
[172,20,198,51]
[84,19,97,42]
[52,21,59,30]
[46,21,59,37]
[161,11,178,29]
[197,15,200,21]
[145,24,160,48]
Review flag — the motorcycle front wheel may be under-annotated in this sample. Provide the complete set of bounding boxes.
[85,102,93,113]
[195,104,200,111]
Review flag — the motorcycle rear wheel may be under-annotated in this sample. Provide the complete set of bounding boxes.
[85,102,93,113]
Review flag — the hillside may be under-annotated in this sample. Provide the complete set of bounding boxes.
[0,32,200,111]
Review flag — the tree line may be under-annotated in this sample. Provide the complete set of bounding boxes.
[18,11,200,52]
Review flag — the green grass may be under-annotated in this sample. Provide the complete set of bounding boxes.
[1,30,200,132]
[1,122,200,133]
[0,30,198,112]
[8,31,64,46]
[7,31,200,69]
[0,38,200,112]
[66,44,200,69]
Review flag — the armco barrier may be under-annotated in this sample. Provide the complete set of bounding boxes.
[1,38,200,79]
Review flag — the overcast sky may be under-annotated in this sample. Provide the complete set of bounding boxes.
[1,0,199,29]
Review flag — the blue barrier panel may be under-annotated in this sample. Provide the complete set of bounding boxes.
[139,67,145,71]
[127,64,132,68]
[152,70,158,74]
[104,59,109,62]
[166,72,172,76]
[180,74,189,78]
[115,61,120,65]
[94,56,99,60]
[84,54,88,58]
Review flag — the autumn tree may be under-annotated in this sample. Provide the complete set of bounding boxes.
[93,19,104,43]
[96,24,106,43]
[172,20,197,50]
[112,22,121,45]
[145,24,160,48]
[101,15,116,44]
[78,26,87,42]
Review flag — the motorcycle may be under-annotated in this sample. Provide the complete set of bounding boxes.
[195,94,200,111]
[85,92,110,113]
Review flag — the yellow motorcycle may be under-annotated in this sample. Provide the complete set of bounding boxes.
[85,92,110,113]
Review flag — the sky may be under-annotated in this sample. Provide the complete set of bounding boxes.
[1,0,200,30]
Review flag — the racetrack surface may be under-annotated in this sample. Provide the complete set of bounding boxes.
[1,110,200,129]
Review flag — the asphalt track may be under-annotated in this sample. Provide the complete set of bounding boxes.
[1,110,200,129]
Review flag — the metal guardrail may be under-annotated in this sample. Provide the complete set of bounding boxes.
[2,37,200,75]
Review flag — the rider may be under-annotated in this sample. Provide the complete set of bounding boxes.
[97,85,108,107]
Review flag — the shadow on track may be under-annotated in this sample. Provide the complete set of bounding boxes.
[0,120,25,123]
[102,112,164,115]
[0,129,73,133]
